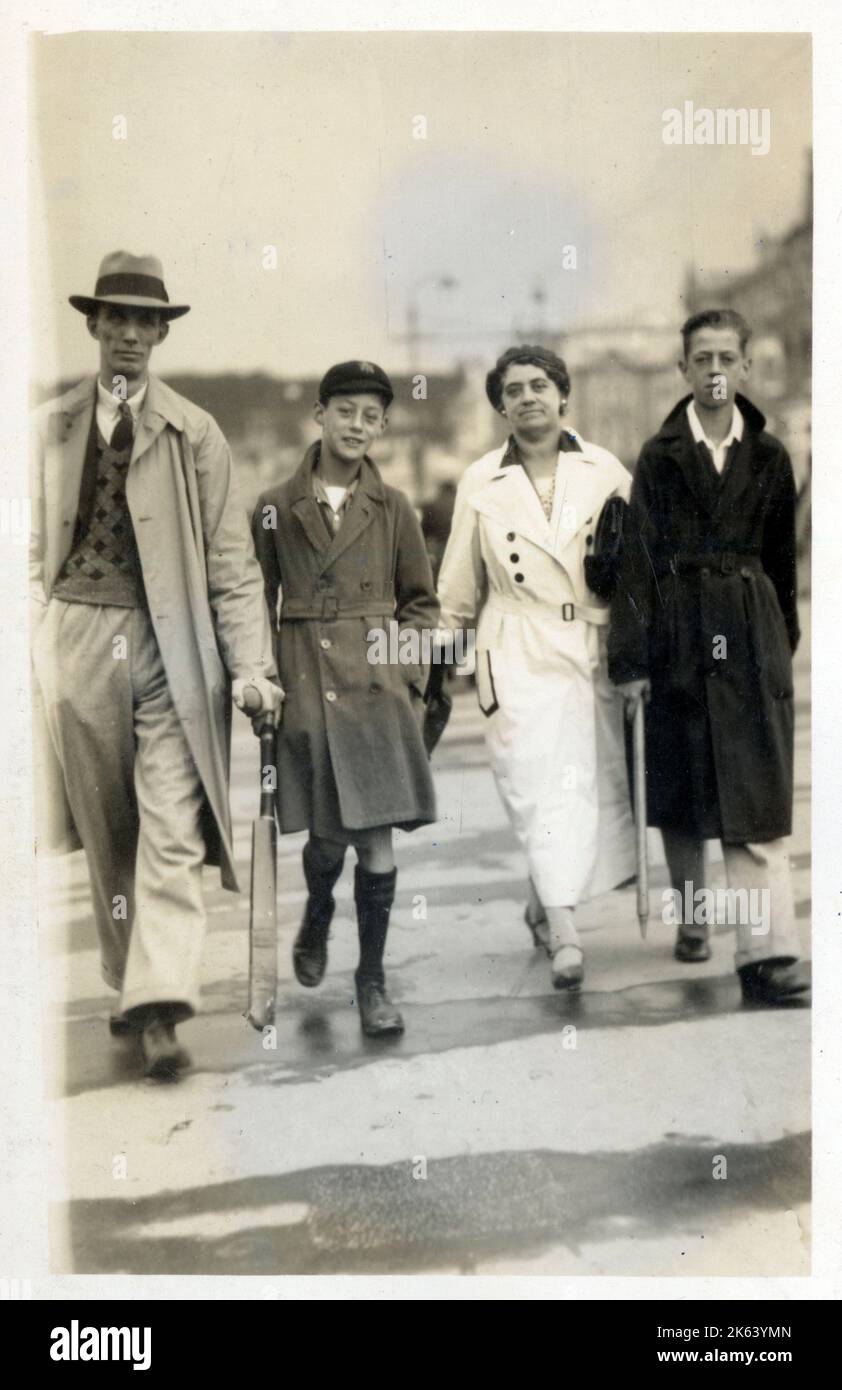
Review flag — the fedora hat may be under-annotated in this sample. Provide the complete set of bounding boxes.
[69,251,190,320]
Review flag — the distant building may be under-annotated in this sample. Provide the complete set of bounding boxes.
[683,164,812,412]
[682,159,812,498]
[683,161,812,580]
[559,326,682,467]
[498,161,813,474]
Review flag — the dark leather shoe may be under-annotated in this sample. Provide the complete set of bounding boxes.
[142,1022,192,1079]
[674,934,712,964]
[109,1012,133,1038]
[293,928,328,988]
[357,980,404,1037]
[739,960,809,1005]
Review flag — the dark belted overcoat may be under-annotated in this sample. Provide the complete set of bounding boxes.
[607,394,799,842]
[252,445,438,837]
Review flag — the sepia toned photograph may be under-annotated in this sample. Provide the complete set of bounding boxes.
[13,16,818,1294]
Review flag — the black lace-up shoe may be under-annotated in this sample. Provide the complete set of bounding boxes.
[738,960,809,1005]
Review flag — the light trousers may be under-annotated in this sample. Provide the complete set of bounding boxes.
[33,600,207,1015]
[662,828,801,970]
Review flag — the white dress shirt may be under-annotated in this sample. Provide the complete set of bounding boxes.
[686,400,744,474]
[312,470,358,534]
[96,378,148,443]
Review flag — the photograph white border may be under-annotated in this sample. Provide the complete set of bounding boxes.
[2,0,838,1302]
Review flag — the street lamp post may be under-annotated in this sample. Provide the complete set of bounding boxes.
[405,275,458,502]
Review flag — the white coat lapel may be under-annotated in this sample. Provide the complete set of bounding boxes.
[471,447,553,554]
[132,375,184,465]
[552,443,613,560]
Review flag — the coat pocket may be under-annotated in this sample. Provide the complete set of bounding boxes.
[475,650,500,717]
[747,575,794,699]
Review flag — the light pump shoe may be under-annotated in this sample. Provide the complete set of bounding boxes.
[550,944,584,991]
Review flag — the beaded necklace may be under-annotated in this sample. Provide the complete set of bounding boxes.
[533,472,556,520]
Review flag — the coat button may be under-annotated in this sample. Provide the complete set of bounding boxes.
[369,682,380,694]
[510,552,519,562]
[507,532,515,542]
[361,580,372,591]
[514,573,524,583]
[701,567,710,578]
[586,535,593,545]
[740,566,751,579]
[325,690,337,702]
[320,638,331,650]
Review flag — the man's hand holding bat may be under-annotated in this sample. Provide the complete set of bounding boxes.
[232,677,285,1030]
[232,676,285,728]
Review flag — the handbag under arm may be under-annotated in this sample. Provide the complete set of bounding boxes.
[583,494,628,601]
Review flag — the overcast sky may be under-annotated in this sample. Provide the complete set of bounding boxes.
[30,30,810,382]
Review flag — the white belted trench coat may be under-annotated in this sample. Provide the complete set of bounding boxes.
[437,431,636,908]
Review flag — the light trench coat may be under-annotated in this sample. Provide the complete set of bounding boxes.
[29,374,277,891]
[437,431,636,908]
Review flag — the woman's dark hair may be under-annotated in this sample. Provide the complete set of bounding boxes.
[485,344,571,413]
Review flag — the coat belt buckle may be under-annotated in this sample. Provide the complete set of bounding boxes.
[321,595,339,620]
[561,602,575,622]
[721,554,735,575]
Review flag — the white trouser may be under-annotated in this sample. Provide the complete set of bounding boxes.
[33,599,207,1016]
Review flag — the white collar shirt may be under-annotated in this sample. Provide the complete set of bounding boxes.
[96,379,148,444]
[686,400,744,474]
[312,470,359,534]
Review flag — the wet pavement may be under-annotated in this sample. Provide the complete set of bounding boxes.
[42,609,812,1278]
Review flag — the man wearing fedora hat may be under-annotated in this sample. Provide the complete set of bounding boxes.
[30,252,282,1078]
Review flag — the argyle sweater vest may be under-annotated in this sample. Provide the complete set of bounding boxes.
[53,419,146,608]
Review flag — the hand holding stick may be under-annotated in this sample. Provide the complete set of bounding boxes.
[243,684,279,1030]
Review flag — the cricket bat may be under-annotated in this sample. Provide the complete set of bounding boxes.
[243,686,278,1030]
[632,696,649,939]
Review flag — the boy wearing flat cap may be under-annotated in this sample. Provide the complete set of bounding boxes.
[30,252,282,1078]
[252,361,438,1036]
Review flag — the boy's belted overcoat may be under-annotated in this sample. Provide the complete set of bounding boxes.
[607,394,799,841]
[252,445,438,836]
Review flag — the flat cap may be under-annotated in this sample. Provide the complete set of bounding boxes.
[318,360,394,408]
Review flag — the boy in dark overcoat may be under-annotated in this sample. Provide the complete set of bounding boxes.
[608,309,807,1005]
[252,361,438,1036]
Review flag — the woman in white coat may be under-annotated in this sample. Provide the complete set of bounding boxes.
[437,345,636,989]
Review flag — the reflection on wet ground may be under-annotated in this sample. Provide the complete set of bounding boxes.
[65,1131,810,1276]
[61,967,811,1100]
